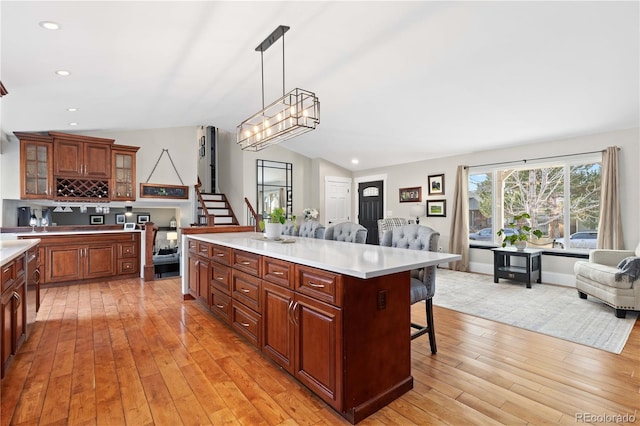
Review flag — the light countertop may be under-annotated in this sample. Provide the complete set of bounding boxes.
[188,232,461,279]
[0,239,40,268]
[3,230,142,238]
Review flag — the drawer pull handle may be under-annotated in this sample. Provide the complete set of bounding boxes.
[240,288,250,293]
[216,277,224,281]
[215,304,225,309]
[307,281,325,288]
[240,322,250,327]
[217,253,225,257]
[240,261,251,265]
[273,271,284,276]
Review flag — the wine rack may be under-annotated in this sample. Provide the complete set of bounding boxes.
[55,178,110,200]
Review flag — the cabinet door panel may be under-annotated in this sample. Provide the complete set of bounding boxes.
[46,246,83,282]
[187,256,199,298]
[54,139,83,176]
[84,245,116,279]
[1,291,13,377]
[262,282,295,373]
[198,259,210,307]
[84,143,111,178]
[294,294,342,410]
[14,281,26,350]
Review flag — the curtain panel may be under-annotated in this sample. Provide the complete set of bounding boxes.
[597,146,624,249]
[449,165,469,271]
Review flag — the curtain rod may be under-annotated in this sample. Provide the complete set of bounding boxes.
[464,147,619,170]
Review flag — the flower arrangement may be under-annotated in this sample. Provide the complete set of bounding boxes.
[302,208,319,220]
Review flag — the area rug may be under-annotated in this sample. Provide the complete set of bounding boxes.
[432,269,638,353]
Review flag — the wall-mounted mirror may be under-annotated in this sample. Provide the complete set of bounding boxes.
[257,159,293,219]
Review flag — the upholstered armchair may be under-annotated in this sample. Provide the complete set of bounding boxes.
[380,224,440,353]
[298,221,326,239]
[281,220,298,236]
[574,242,640,318]
[377,217,410,244]
[324,222,368,244]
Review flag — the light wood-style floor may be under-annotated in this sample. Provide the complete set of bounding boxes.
[2,276,639,425]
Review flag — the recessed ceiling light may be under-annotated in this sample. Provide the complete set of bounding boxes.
[69,122,78,126]
[67,108,78,112]
[351,159,359,164]
[55,70,71,76]
[39,21,60,30]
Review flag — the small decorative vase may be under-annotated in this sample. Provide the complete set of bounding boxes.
[515,241,527,251]
[264,222,283,239]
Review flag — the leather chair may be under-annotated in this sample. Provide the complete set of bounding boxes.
[377,217,410,244]
[281,220,298,236]
[380,224,440,353]
[574,242,640,318]
[324,222,368,244]
[298,220,326,239]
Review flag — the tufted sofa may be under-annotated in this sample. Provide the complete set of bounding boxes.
[574,242,640,318]
[298,220,326,239]
[324,222,368,244]
[380,224,440,353]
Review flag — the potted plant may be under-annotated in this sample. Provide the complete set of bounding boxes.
[260,207,287,239]
[497,212,543,250]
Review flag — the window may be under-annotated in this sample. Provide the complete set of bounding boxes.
[469,158,601,252]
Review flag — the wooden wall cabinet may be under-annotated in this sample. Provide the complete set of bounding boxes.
[111,145,139,201]
[16,131,138,201]
[1,253,27,378]
[17,133,53,199]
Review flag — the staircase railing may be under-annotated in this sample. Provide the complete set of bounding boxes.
[194,178,214,226]
[244,197,262,232]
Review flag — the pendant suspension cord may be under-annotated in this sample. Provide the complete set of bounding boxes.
[260,50,265,111]
[282,32,286,97]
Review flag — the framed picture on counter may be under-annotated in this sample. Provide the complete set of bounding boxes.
[90,215,104,225]
[137,214,150,224]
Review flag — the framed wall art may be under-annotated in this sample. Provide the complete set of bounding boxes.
[137,214,150,224]
[428,174,445,196]
[140,183,189,199]
[90,215,104,225]
[399,187,422,203]
[426,199,446,217]
[115,213,126,225]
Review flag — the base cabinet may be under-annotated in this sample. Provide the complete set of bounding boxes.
[1,254,27,378]
[20,233,139,285]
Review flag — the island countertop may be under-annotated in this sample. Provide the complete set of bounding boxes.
[187,232,461,279]
[0,239,41,268]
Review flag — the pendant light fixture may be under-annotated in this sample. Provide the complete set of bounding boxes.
[237,25,320,151]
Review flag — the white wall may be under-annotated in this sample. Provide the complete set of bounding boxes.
[353,127,640,286]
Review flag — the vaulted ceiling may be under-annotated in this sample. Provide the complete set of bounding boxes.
[2,1,638,171]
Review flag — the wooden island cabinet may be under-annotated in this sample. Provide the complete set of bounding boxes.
[185,232,461,423]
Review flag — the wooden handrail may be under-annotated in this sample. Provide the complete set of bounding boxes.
[194,178,213,226]
[244,197,262,232]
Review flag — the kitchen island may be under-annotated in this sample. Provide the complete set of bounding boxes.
[184,232,461,423]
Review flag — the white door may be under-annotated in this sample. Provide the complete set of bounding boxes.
[325,177,351,226]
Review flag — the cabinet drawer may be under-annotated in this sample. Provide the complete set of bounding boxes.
[295,265,343,307]
[188,239,198,253]
[233,250,261,276]
[118,242,138,258]
[118,259,139,275]
[197,242,211,257]
[2,263,15,293]
[262,257,293,288]
[231,270,261,312]
[211,264,231,294]
[210,288,232,324]
[231,302,261,347]
[212,245,232,266]
[14,255,25,278]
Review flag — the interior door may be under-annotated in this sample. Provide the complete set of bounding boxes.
[325,177,351,227]
[358,181,384,244]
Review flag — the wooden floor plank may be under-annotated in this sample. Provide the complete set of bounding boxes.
[1,276,638,425]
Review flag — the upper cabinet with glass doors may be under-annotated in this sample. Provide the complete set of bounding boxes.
[111,145,139,201]
[17,133,53,199]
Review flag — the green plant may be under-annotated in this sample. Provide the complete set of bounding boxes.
[259,207,287,231]
[497,212,543,248]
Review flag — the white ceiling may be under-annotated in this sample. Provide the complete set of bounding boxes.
[2,1,638,171]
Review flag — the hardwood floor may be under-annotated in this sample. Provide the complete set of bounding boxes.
[2,276,639,425]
